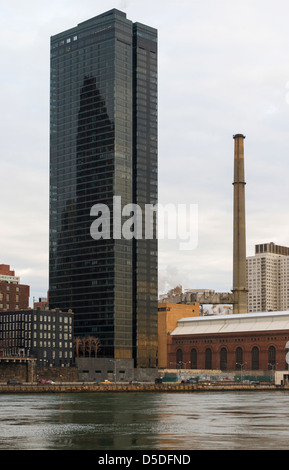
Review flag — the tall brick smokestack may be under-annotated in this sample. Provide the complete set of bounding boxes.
[232,134,247,313]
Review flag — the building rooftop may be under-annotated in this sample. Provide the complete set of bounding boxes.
[171,311,289,336]
[255,242,289,256]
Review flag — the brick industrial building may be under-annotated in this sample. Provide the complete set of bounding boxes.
[167,311,289,372]
[0,265,30,311]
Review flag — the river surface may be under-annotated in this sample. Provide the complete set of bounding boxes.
[0,391,289,450]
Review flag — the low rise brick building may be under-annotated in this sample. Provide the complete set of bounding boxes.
[168,311,289,372]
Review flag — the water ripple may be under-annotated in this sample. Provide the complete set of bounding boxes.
[0,391,289,449]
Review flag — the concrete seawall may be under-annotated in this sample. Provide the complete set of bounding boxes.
[0,383,287,393]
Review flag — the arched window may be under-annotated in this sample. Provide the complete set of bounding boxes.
[205,348,212,369]
[191,348,197,369]
[252,346,259,370]
[236,347,243,370]
[220,348,227,370]
[176,348,183,368]
[268,346,276,368]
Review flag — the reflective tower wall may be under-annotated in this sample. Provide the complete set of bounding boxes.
[49,9,158,366]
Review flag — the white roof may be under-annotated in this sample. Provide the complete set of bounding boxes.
[171,311,289,336]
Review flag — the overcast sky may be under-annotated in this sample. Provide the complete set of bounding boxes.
[1,0,289,304]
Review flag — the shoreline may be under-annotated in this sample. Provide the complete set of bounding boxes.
[0,382,288,393]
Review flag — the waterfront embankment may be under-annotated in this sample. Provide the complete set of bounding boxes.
[0,382,288,393]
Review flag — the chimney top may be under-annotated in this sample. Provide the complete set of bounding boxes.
[233,134,246,139]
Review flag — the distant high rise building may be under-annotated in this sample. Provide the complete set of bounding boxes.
[0,264,30,311]
[247,243,289,312]
[49,9,158,367]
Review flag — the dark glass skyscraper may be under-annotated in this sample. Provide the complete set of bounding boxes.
[49,9,158,367]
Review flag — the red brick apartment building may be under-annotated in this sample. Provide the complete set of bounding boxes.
[0,265,30,311]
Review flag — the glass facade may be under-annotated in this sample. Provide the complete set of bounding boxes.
[49,9,158,366]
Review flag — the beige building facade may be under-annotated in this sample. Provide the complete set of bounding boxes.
[247,243,289,312]
[158,302,199,368]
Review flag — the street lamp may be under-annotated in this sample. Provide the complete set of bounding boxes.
[268,362,278,383]
[236,362,246,382]
[181,361,191,369]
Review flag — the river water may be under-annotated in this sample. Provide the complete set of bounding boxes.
[0,391,289,450]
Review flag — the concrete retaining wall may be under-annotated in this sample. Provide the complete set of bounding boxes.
[0,382,282,393]
[76,357,158,382]
[0,359,78,383]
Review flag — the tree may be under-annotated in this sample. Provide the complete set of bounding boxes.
[91,337,101,357]
[73,336,101,358]
[86,336,101,357]
[73,337,82,358]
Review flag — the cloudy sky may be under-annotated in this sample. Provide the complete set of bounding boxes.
[1,0,289,304]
